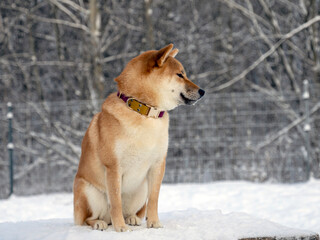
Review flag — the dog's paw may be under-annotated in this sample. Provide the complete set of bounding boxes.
[125,215,142,226]
[147,220,163,229]
[92,220,108,231]
[114,224,130,232]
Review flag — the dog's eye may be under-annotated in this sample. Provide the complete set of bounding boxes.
[177,73,184,78]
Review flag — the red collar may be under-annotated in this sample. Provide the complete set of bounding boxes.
[117,92,165,118]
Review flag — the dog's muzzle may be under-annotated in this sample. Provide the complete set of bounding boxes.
[181,89,205,105]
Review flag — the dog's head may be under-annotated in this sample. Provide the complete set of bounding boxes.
[115,44,205,111]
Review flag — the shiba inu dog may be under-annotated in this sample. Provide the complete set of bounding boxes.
[73,44,205,232]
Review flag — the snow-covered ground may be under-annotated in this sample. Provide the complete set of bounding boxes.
[0,180,319,239]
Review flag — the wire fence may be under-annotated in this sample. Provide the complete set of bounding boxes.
[0,85,320,198]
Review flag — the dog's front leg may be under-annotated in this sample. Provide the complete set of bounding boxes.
[146,158,166,228]
[105,166,129,232]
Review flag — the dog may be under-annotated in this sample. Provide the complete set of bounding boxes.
[73,44,205,232]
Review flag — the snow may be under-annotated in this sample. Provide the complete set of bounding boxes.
[0,211,316,240]
[1,180,320,240]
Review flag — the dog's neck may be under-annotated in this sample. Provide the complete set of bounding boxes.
[117,92,165,119]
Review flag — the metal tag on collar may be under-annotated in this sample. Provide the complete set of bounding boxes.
[148,106,160,118]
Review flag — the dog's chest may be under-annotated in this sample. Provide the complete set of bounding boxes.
[115,119,168,192]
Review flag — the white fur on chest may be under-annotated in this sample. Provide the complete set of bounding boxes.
[115,118,168,193]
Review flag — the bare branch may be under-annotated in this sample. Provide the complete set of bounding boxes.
[28,14,90,33]
[255,101,320,151]
[49,0,81,23]
[103,7,144,31]
[56,0,89,14]
[100,52,140,63]
[211,15,320,92]
[218,0,271,28]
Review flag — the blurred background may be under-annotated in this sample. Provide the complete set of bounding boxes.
[0,0,320,199]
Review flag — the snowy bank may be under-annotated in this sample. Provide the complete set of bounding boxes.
[0,210,318,240]
[1,180,320,239]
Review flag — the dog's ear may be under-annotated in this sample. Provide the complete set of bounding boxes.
[169,48,179,58]
[156,44,174,67]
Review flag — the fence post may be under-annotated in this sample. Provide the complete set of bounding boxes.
[302,79,311,180]
[7,102,14,197]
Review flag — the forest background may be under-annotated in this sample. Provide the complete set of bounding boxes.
[0,0,320,198]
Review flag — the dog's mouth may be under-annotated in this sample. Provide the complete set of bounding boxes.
[180,93,197,105]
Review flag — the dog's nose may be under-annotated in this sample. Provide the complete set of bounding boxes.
[198,89,205,97]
